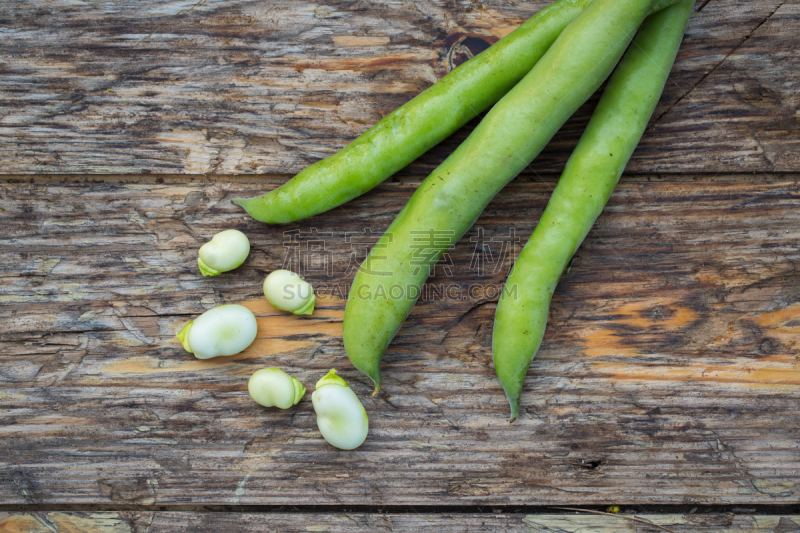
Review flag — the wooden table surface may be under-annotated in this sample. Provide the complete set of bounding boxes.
[2,0,799,531]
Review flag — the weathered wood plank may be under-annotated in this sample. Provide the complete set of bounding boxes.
[643,1,800,172]
[0,0,796,174]
[2,512,800,533]
[1,177,798,506]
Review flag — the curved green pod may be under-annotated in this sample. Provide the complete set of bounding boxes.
[343,0,679,393]
[233,0,594,224]
[493,0,695,421]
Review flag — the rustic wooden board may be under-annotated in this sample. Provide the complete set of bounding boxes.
[1,0,796,174]
[1,176,798,506]
[2,511,800,533]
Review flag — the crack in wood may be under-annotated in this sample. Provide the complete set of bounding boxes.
[649,0,787,131]
[128,0,211,52]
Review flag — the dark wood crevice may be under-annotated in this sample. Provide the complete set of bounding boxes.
[2,503,800,514]
[2,0,799,524]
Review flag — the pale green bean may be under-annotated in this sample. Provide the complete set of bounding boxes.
[248,368,306,409]
[312,369,369,450]
[263,269,315,315]
[197,229,250,277]
[177,304,257,359]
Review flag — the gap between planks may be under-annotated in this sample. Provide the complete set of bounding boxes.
[2,504,800,514]
[0,173,798,186]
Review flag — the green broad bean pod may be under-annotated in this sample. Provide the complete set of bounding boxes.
[493,0,695,421]
[233,0,594,224]
[343,0,681,393]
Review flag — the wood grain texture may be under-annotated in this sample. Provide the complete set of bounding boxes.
[1,0,797,175]
[3,512,800,533]
[1,176,798,506]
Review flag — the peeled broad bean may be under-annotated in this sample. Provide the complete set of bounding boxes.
[248,368,306,409]
[263,270,315,315]
[312,369,369,450]
[176,304,257,359]
[198,229,250,276]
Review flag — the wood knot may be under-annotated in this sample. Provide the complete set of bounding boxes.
[573,458,607,471]
[444,32,496,71]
